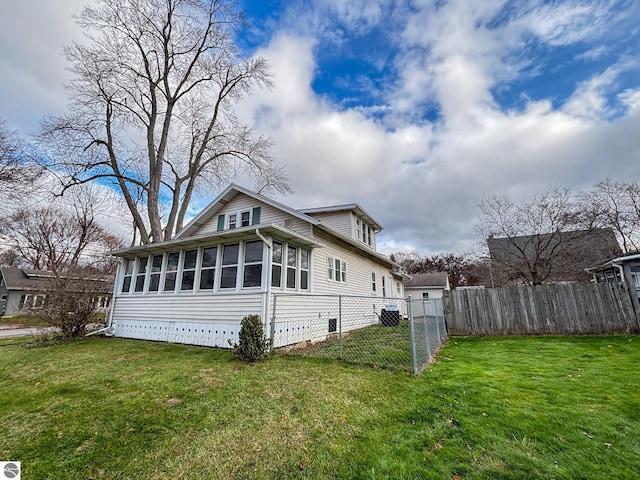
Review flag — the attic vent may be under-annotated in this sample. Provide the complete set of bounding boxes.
[284,218,293,228]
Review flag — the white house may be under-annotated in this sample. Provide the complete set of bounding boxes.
[404,272,450,301]
[107,184,405,348]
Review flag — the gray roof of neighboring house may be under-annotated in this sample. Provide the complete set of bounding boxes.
[404,272,449,288]
[0,267,113,293]
[487,228,622,282]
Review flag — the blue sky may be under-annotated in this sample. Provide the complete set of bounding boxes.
[1,0,639,254]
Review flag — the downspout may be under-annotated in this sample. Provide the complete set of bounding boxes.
[86,257,121,337]
[256,228,273,340]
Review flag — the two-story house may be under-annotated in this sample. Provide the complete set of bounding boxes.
[107,184,404,348]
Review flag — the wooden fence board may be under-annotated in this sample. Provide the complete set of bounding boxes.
[446,283,640,336]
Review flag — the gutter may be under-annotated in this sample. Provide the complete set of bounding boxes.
[86,260,121,337]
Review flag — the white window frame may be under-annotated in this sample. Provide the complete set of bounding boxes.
[226,209,252,230]
[328,256,347,283]
[242,240,264,289]
[148,254,164,292]
[121,258,134,293]
[300,248,310,290]
[271,241,283,288]
[371,272,377,292]
[382,275,386,296]
[220,243,240,290]
[163,251,180,293]
[180,248,199,292]
[198,246,218,291]
[133,256,149,293]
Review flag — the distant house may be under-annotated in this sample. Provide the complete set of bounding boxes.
[487,228,621,285]
[404,272,450,301]
[107,184,405,348]
[587,252,640,317]
[0,267,113,317]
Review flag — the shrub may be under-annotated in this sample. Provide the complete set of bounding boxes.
[231,314,270,363]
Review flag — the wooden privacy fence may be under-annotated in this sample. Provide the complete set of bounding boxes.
[446,283,640,336]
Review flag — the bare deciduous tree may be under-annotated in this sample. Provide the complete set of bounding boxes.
[0,119,40,207]
[1,204,124,274]
[476,188,620,285]
[40,0,289,244]
[578,179,640,253]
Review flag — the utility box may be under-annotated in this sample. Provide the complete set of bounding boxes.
[380,304,400,327]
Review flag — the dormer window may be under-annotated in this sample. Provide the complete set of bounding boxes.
[217,207,262,232]
[356,217,373,246]
[228,213,238,229]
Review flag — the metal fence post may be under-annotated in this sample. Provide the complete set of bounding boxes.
[434,298,442,344]
[270,293,277,353]
[422,299,431,363]
[407,296,418,374]
[338,294,343,359]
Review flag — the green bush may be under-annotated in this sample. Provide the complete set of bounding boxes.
[231,314,270,363]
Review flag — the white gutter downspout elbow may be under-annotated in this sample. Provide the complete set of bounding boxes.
[256,228,272,249]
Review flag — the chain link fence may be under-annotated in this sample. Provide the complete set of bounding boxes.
[270,294,447,373]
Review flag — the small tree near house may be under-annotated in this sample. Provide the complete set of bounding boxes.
[230,314,270,363]
[22,269,110,339]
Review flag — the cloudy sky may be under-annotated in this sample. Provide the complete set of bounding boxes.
[1,0,639,255]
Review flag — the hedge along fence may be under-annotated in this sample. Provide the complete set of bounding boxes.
[446,282,640,336]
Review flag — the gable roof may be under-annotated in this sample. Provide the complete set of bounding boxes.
[299,204,383,231]
[175,184,320,239]
[405,272,449,288]
[488,228,621,261]
[1,267,113,292]
[488,228,622,282]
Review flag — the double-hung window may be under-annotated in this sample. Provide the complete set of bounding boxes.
[181,249,198,291]
[134,257,148,292]
[271,242,283,288]
[241,210,251,227]
[243,240,263,288]
[382,276,386,296]
[220,244,239,289]
[287,245,297,289]
[328,256,347,283]
[199,246,217,290]
[164,252,180,292]
[300,249,309,290]
[228,213,238,230]
[121,259,134,293]
[371,272,376,292]
[148,254,163,292]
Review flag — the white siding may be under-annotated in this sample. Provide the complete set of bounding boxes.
[405,286,446,300]
[310,230,397,299]
[194,194,313,237]
[306,211,353,238]
[112,292,266,348]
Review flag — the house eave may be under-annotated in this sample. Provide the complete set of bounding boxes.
[110,223,325,258]
[175,184,321,239]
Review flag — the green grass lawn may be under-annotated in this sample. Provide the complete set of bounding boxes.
[1,335,639,479]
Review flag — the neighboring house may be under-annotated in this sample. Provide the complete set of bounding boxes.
[488,228,621,285]
[108,184,405,348]
[404,272,450,301]
[586,252,640,317]
[0,267,113,316]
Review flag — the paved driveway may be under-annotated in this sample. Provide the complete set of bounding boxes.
[0,325,42,338]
